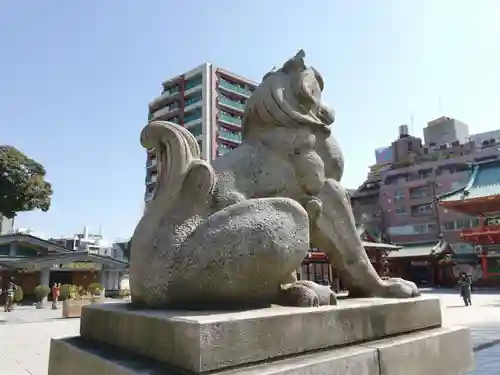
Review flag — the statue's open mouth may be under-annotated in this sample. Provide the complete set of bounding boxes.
[317,106,335,126]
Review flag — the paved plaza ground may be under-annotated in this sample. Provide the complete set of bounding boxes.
[0,290,498,375]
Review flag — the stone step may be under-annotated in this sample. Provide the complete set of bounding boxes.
[48,326,474,375]
[79,296,442,373]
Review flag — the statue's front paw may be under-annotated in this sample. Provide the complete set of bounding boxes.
[301,196,323,222]
[381,278,420,298]
[278,283,319,307]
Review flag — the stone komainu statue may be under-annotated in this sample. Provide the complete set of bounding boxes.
[129,50,419,309]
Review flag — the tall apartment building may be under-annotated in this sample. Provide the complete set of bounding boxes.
[145,64,258,202]
[352,117,500,253]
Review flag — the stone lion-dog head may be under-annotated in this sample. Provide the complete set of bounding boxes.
[242,50,335,140]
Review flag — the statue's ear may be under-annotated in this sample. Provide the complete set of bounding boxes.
[282,50,306,74]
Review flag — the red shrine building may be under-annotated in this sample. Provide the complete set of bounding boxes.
[439,159,500,286]
[299,226,401,291]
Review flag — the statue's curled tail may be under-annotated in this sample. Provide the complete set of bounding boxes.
[140,121,216,208]
[130,121,216,305]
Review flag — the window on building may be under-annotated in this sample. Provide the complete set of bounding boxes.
[184,109,202,123]
[189,123,203,137]
[168,101,180,111]
[443,221,456,231]
[455,218,472,229]
[411,203,433,216]
[395,206,408,215]
[167,116,179,124]
[162,85,180,95]
[427,223,437,233]
[413,223,436,234]
[185,94,202,106]
[413,224,427,234]
[217,143,235,156]
[451,179,468,191]
[394,189,405,201]
[387,224,414,236]
[409,186,430,199]
[219,126,242,142]
[185,75,202,91]
[388,222,437,236]
[418,168,433,179]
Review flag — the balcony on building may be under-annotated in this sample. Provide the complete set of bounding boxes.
[217,143,236,157]
[149,82,182,112]
[146,156,157,169]
[410,203,435,218]
[218,78,253,99]
[218,94,246,114]
[184,93,202,112]
[184,109,202,128]
[218,111,242,129]
[184,75,203,96]
[218,126,242,145]
[150,101,180,121]
[187,123,203,139]
[145,172,158,185]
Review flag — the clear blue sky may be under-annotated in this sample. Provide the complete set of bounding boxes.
[1,1,499,240]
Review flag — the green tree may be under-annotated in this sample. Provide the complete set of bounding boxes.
[0,145,52,218]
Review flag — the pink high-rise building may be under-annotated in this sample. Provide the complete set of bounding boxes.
[145,64,258,202]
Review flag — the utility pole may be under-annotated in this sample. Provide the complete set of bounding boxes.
[431,179,442,238]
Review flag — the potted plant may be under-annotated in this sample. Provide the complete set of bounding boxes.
[87,282,103,302]
[119,288,131,299]
[34,285,50,309]
[59,284,73,301]
[62,285,98,318]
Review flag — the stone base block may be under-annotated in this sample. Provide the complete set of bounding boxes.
[366,325,474,375]
[48,326,474,375]
[79,296,441,373]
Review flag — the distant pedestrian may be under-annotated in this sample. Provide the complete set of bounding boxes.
[4,281,17,312]
[51,283,60,310]
[458,272,472,306]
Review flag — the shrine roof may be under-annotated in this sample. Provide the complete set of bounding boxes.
[439,158,500,203]
[0,250,128,269]
[386,240,448,259]
[0,233,72,253]
[361,241,401,250]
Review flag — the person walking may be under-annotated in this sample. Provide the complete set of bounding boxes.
[4,281,17,312]
[51,282,60,310]
[458,272,472,306]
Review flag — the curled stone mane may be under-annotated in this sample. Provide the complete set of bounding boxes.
[242,50,331,139]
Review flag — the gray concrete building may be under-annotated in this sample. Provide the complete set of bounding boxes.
[423,116,470,147]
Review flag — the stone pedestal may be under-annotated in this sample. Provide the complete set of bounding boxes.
[48,297,474,374]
